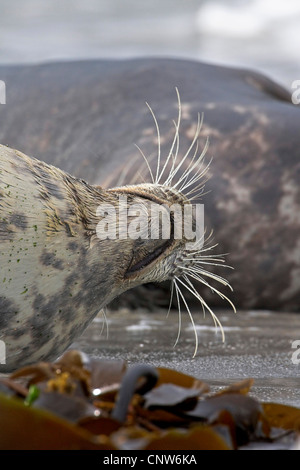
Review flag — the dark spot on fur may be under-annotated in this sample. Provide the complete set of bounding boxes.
[0,219,13,239]
[76,259,113,304]
[64,272,81,288]
[32,293,46,312]
[30,296,59,348]
[32,162,64,200]
[7,327,25,339]
[43,180,64,200]
[40,251,64,270]
[9,213,28,229]
[0,297,18,330]
[53,259,64,270]
[68,322,86,341]
[68,241,79,251]
[58,304,75,325]
[32,294,60,318]
[30,325,56,349]
[32,291,75,331]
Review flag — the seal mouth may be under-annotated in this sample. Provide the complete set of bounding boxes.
[125,237,174,277]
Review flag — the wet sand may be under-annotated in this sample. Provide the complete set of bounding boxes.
[72,308,300,407]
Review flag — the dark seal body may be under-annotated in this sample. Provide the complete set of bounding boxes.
[0,57,299,311]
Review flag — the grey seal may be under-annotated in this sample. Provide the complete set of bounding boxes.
[0,58,299,312]
[0,117,234,371]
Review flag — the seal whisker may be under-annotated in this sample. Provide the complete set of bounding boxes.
[157,121,180,186]
[164,112,203,188]
[141,89,211,207]
[184,252,227,259]
[194,275,234,313]
[173,278,183,348]
[181,273,212,318]
[185,239,219,255]
[182,265,233,290]
[182,269,236,313]
[165,120,181,184]
[98,308,109,339]
[183,259,233,269]
[174,138,210,193]
[170,113,202,184]
[145,102,161,184]
[178,153,211,194]
[166,278,174,319]
[184,184,209,200]
[157,88,182,185]
[173,140,199,190]
[134,143,155,184]
[182,275,225,337]
[162,133,179,187]
[177,275,225,343]
[174,276,198,357]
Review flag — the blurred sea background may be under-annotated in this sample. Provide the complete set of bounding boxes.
[0,1,299,408]
[0,0,299,89]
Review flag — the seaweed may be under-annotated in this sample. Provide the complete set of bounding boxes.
[0,350,299,450]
